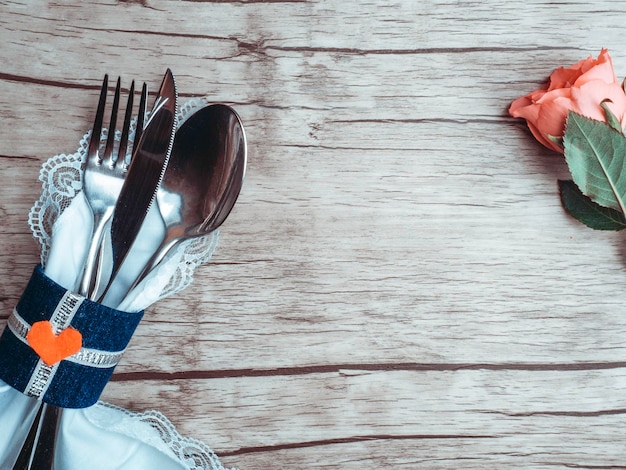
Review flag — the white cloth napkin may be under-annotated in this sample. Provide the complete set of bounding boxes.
[44,188,170,311]
[0,381,230,469]
[0,97,231,469]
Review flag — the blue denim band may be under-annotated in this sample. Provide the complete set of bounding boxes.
[0,265,144,408]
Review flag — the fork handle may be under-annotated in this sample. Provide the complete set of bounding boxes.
[90,219,114,301]
[79,208,114,297]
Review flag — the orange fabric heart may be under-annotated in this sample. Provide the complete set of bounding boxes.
[26,321,83,366]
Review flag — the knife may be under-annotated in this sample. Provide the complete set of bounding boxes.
[97,68,177,303]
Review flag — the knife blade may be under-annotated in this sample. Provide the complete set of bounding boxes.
[97,68,177,303]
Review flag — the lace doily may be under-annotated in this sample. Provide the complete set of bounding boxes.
[90,402,234,470]
[27,97,220,306]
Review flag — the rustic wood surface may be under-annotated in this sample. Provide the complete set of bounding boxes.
[2,0,626,468]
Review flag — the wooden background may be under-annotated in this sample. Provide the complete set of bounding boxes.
[2,0,626,468]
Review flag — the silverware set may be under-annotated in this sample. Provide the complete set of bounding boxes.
[10,69,247,469]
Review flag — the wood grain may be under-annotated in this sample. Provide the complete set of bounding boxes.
[2,0,626,468]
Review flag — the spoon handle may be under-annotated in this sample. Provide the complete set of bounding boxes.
[103,236,180,309]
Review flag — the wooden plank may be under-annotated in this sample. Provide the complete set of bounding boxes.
[103,368,626,467]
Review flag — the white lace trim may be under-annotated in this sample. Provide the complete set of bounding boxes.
[92,402,235,470]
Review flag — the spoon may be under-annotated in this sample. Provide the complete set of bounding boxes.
[106,103,247,307]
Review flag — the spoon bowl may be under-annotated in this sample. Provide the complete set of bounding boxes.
[158,103,246,241]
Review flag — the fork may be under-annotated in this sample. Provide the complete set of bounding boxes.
[78,75,148,299]
[12,75,148,469]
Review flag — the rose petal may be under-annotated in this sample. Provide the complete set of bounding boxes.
[509,94,534,116]
[526,121,563,153]
[536,95,573,137]
[549,66,582,90]
[575,49,618,86]
[571,80,626,123]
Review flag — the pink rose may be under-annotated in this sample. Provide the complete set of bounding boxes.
[509,49,626,153]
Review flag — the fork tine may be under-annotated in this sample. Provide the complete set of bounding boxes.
[117,80,135,168]
[134,82,148,151]
[87,74,108,161]
[103,77,121,165]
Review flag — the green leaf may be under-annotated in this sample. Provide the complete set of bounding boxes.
[559,179,626,230]
[563,111,626,213]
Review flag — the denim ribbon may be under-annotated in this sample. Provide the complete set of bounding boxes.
[0,265,143,408]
